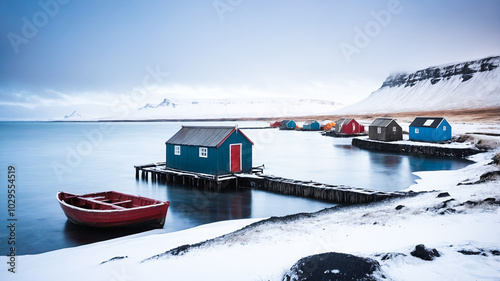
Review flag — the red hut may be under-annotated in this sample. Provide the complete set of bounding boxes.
[335,118,365,135]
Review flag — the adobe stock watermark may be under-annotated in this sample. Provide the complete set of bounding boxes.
[213,0,244,21]
[340,0,404,63]
[7,0,71,54]
[52,65,169,183]
[110,65,169,119]
[252,104,291,153]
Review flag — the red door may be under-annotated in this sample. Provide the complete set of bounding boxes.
[230,144,242,173]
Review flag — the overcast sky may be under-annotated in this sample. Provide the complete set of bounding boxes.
[1,0,499,120]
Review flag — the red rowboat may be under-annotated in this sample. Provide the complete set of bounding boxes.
[57,191,170,228]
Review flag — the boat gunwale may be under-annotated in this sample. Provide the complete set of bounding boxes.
[57,191,169,213]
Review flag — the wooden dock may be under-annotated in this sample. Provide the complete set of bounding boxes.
[134,163,411,204]
[236,174,410,204]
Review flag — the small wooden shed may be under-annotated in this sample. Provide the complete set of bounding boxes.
[409,117,451,142]
[368,118,403,141]
[335,118,364,135]
[165,126,253,175]
[303,120,320,131]
[280,120,296,130]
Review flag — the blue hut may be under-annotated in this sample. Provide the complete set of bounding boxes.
[409,117,452,142]
[165,126,253,175]
[280,120,296,130]
[303,120,320,131]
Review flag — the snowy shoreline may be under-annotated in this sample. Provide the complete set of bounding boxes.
[3,150,500,280]
[2,125,500,281]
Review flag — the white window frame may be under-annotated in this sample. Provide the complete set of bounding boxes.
[392,126,397,132]
[174,145,181,155]
[199,147,208,158]
[443,126,447,131]
[377,127,381,134]
[415,128,419,134]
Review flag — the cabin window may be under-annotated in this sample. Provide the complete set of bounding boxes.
[199,147,208,158]
[352,124,356,131]
[392,126,397,132]
[174,145,181,155]
[415,128,419,134]
[377,127,381,134]
[443,126,447,131]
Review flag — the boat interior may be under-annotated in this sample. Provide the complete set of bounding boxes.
[60,191,162,210]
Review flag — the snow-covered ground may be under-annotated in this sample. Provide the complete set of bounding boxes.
[3,127,500,281]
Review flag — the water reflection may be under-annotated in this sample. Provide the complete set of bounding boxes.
[164,184,252,232]
[63,221,158,245]
[0,122,474,255]
[367,152,415,191]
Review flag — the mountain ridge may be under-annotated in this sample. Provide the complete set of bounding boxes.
[336,55,500,114]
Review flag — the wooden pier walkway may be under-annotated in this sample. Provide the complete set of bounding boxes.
[236,174,410,204]
[134,163,411,204]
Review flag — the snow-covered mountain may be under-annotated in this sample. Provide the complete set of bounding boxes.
[336,55,500,114]
[62,110,85,120]
[117,98,341,120]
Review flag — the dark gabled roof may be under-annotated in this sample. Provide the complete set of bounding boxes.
[409,117,445,128]
[369,117,399,128]
[303,120,318,125]
[166,126,253,147]
[335,118,354,125]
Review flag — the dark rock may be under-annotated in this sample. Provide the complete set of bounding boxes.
[410,244,441,261]
[395,205,405,210]
[458,171,500,186]
[437,192,451,198]
[168,244,191,256]
[440,198,455,208]
[479,171,500,182]
[282,252,383,281]
[377,252,407,261]
[483,198,496,203]
[490,250,500,256]
[458,250,482,255]
[100,256,128,265]
[493,152,500,165]
[455,135,470,143]
[463,200,479,206]
[439,208,456,215]
[461,73,474,82]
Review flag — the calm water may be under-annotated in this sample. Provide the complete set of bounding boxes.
[0,121,471,255]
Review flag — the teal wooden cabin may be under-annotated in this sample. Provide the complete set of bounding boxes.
[165,126,254,176]
[409,117,452,142]
[303,120,320,130]
[280,119,296,130]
